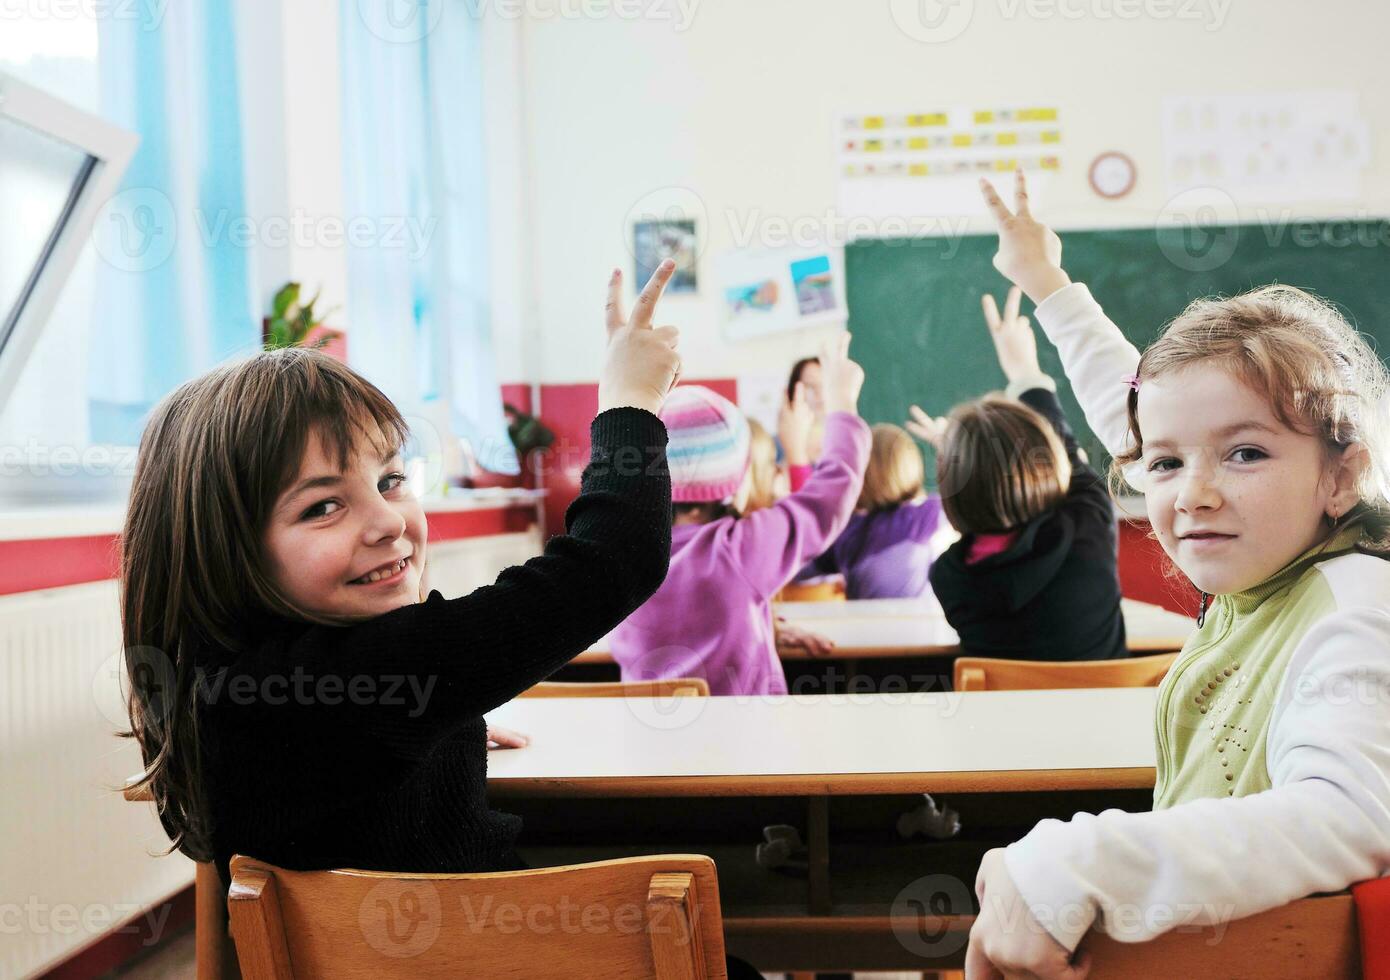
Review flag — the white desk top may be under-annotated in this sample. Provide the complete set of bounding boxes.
[486,688,1158,797]
[582,598,1194,658]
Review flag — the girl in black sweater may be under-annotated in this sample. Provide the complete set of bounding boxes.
[121,262,682,888]
[911,286,1127,662]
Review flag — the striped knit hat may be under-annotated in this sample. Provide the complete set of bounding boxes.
[660,385,751,503]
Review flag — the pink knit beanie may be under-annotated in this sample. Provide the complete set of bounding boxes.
[659,386,752,503]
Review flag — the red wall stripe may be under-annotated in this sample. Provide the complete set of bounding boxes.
[3,506,537,597]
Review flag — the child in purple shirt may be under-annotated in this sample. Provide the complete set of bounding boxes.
[804,424,946,599]
[609,336,871,696]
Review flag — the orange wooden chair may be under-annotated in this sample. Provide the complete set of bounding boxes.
[123,777,240,979]
[227,853,728,979]
[520,678,710,699]
[774,579,847,603]
[953,652,1178,692]
[1079,892,1359,977]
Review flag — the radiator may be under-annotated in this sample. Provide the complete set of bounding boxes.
[2,528,541,977]
[1,579,194,979]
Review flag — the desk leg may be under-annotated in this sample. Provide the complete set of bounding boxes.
[807,796,831,915]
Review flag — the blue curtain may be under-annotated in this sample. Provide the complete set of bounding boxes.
[88,0,257,446]
[340,0,518,474]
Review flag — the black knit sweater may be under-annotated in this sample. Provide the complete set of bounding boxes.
[929,387,1127,662]
[199,409,671,883]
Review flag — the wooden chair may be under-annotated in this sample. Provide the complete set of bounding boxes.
[122,776,241,979]
[1079,892,1359,977]
[953,652,1179,692]
[774,579,846,603]
[227,853,728,979]
[520,678,710,699]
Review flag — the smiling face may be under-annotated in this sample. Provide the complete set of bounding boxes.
[262,430,427,620]
[1138,363,1345,595]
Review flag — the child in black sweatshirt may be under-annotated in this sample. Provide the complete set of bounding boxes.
[913,286,1127,662]
[121,262,682,886]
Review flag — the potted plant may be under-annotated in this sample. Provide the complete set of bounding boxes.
[262,282,342,351]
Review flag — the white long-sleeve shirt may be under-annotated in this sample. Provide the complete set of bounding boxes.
[1001,282,1390,951]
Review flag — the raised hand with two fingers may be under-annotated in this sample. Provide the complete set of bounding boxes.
[599,259,683,416]
[978,169,1072,305]
[981,285,1042,384]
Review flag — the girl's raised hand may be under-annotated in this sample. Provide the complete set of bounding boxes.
[906,405,949,449]
[982,286,1042,383]
[599,260,683,415]
[819,333,865,417]
[779,381,815,466]
[979,170,1072,305]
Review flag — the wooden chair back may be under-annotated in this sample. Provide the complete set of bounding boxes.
[774,580,846,603]
[520,678,710,699]
[227,853,728,979]
[953,652,1178,692]
[1080,892,1359,977]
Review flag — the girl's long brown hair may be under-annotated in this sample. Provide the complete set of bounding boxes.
[120,348,408,860]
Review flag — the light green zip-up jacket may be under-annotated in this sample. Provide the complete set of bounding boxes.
[1002,283,1390,952]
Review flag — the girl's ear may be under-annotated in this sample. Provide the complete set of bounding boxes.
[1326,441,1370,521]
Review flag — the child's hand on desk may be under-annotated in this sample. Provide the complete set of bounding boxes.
[599,259,683,415]
[819,333,865,417]
[966,848,1091,980]
[979,170,1072,306]
[486,726,530,750]
[775,618,836,658]
[981,286,1042,383]
[905,406,949,449]
[779,382,815,467]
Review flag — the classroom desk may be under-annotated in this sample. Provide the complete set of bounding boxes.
[487,690,1158,971]
[573,597,1194,664]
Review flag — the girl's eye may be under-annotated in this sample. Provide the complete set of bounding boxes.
[379,471,407,494]
[1146,456,1181,474]
[301,499,342,520]
[1230,447,1268,464]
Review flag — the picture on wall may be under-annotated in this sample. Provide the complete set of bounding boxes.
[715,246,846,341]
[633,219,698,292]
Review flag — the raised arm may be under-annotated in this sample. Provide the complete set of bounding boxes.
[730,334,871,598]
[282,262,684,740]
[980,172,1141,462]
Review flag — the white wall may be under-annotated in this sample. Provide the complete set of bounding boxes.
[516,0,1390,386]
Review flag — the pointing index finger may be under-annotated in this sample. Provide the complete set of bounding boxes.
[630,258,676,330]
[981,293,1002,331]
[1002,285,1022,324]
[605,268,625,334]
[1014,168,1032,217]
[979,177,1014,224]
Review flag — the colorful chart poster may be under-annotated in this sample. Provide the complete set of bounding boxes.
[836,105,1063,223]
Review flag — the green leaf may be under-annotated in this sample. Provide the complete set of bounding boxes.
[272,282,300,319]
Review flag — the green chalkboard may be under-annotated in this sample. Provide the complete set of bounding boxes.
[846,222,1390,485]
